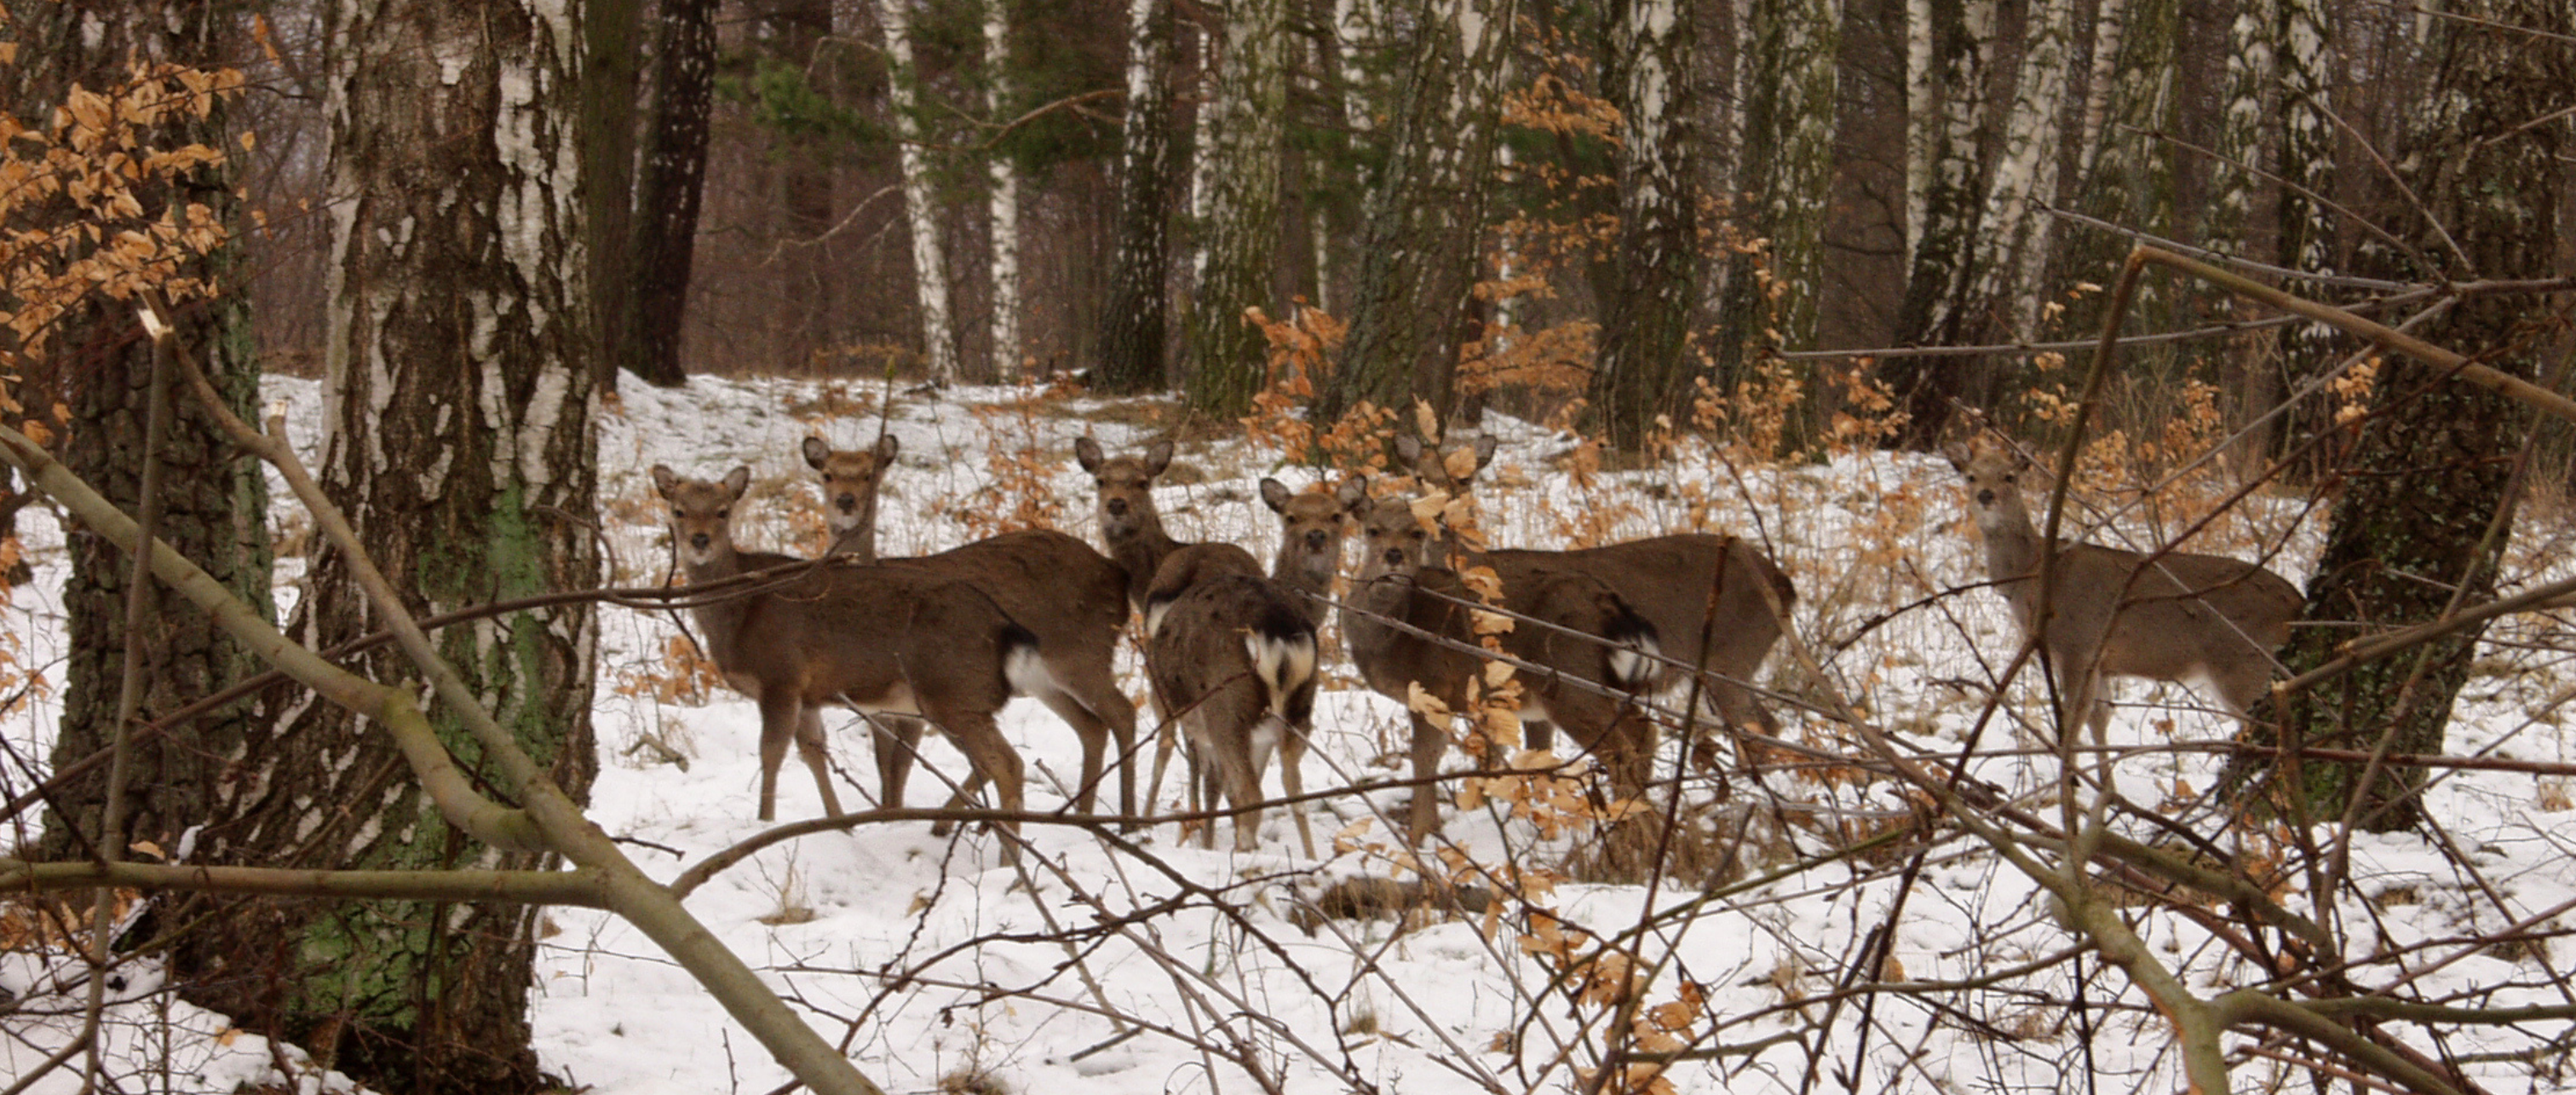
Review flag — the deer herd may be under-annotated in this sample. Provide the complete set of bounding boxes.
[648,429,2306,860]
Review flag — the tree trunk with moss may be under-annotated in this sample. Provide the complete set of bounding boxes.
[1589,0,1699,452]
[2247,0,2565,833]
[1710,0,1834,413]
[1321,0,1520,428]
[198,1,601,1090]
[1182,0,1289,418]
[15,0,275,882]
[1095,0,1184,394]
[1887,0,1996,449]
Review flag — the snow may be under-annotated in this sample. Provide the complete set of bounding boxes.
[8,372,2576,1093]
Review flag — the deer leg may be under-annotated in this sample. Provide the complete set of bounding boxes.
[934,709,1025,862]
[1216,712,1272,854]
[1032,683,1113,816]
[753,689,801,822]
[1279,718,1315,859]
[796,705,844,818]
[1144,700,1181,831]
[1054,657,1141,821]
[1406,711,1448,846]
[871,714,928,810]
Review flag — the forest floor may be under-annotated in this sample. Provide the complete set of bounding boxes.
[8,371,2576,1093]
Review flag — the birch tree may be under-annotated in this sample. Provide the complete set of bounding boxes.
[2253,0,2569,832]
[985,0,1023,380]
[1321,0,1521,425]
[1969,0,2073,337]
[1889,0,1997,447]
[215,1,600,1086]
[2068,0,2179,326]
[879,0,960,384]
[1711,0,1839,399]
[1183,0,1290,417]
[1589,0,1699,451]
[1095,0,1182,393]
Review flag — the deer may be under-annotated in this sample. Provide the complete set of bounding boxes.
[649,465,1045,843]
[802,434,899,559]
[1130,475,1364,855]
[1072,435,1182,613]
[1944,442,2303,739]
[798,437,1141,821]
[1342,483,1665,844]
[1260,475,1369,631]
[1394,435,1797,758]
[1140,542,1321,856]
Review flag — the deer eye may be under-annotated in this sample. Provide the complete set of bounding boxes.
[670,507,683,519]
[716,508,730,521]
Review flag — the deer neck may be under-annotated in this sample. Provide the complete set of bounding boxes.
[1337,573,1414,683]
[676,539,769,671]
[824,512,878,562]
[1272,544,1337,627]
[1108,520,1180,610]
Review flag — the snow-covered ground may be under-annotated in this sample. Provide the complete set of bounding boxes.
[7,372,2576,1093]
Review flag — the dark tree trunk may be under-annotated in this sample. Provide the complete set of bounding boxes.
[1095,0,1182,394]
[771,0,837,372]
[11,0,276,885]
[1319,0,1520,429]
[631,0,720,388]
[1588,0,1699,452]
[191,2,603,1090]
[1887,0,1995,450]
[586,0,643,390]
[2250,0,2566,833]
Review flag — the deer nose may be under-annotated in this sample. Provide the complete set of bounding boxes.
[1382,547,1404,568]
[834,493,858,511]
[688,533,710,550]
[1975,489,1993,506]
[1106,497,1129,516]
[1305,529,1328,550]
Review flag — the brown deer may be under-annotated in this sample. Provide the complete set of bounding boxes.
[1072,436,1180,612]
[802,434,899,560]
[1260,475,1368,630]
[1342,485,1665,844]
[798,438,1141,820]
[1141,543,1321,856]
[1944,442,2302,737]
[1396,435,1797,752]
[649,465,1044,840]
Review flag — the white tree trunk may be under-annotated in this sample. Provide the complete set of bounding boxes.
[1971,0,2073,335]
[878,0,957,384]
[2076,0,2128,179]
[983,0,1021,380]
[1904,0,1935,261]
[2205,0,2274,256]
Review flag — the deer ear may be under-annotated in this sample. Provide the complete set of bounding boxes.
[1940,442,1971,473]
[1470,434,1498,471]
[1073,435,1104,472]
[722,466,750,499]
[1337,475,1368,510]
[650,464,679,498]
[802,436,831,470]
[873,434,900,461]
[1259,477,1291,513]
[1143,439,1175,475]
